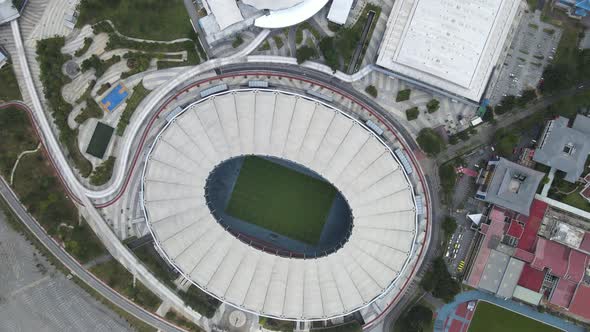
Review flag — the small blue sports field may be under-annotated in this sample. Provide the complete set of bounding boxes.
[100,84,128,112]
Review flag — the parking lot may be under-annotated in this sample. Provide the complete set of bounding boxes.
[490,12,562,104]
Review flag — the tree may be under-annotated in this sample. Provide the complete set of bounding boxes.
[456,130,470,141]
[365,85,378,98]
[416,128,445,155]
[398,305,434,332]
[442,216,457,238]
[494,128,519,157]
[426,99,440,113]
[421,257,460,302]
[448,135,459,145]
[541,64,573,93]
[494,95,516,115]
[516,89,537,106]
[439,162,457,199]
[296,46,316,64]
[319,37,339,71]
[482,106,494,122]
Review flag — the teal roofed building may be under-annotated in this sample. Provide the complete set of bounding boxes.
[554,0,590,17]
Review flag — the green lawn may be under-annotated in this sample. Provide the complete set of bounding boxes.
[0,65,22,101]
[560,191,590,213]
[0,107,38,177]
[226,156,336,245]
[77,0,192,40]
[90,259,162,311]
[116,82,149,135]
[469,302,560,332]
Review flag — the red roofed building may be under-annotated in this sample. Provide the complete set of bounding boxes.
[580,232,590,253]
[507,220,524,239]
[466,208,508,287]
[518,263,546,292]
[517,200,548,252]
[569,284,590,320]
[514,248,535,263]
[564,250,589,283]
[550,279,577,308]
[531,237,570,278]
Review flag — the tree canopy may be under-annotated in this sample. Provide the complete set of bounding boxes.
[416,128,445,155]
[398,305,434,332]
[494,128,519,158]
[296,46,316,64]
[421,256,460,302]
[442,216,457,238]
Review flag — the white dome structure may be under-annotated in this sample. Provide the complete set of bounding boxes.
[141,89,419,320]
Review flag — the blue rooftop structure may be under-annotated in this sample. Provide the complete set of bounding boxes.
[575,0,590,16]
[558,0,590,17]
[577,0,590,10]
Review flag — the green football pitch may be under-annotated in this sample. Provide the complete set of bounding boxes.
[468,302,560,332]
[225,156,337,245]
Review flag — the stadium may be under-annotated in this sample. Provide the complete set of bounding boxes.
[140,89,424,321]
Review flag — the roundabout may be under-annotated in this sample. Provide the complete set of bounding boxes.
[141,89,422,320]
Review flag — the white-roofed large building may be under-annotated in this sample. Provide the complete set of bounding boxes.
[376,0,523,102]
[141,89,422,320]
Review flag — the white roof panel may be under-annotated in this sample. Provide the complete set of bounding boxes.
[142,90,419,320]
[376,0,521,101]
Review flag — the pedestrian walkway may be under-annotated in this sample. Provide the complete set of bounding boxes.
[434,290,584,332]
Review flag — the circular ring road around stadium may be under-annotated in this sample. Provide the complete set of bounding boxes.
[141,89,420,320]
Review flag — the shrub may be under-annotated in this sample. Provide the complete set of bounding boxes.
[232,34,244,48]
[259,40,270,51]
[96,83,111,96]
[74,98,103,124]
[319,37,339,71]
[81,54,121,78]
[365,85,378,98]
[327,21,341,32]
[296,45,316,64]
[396,89,411,102]
[74,37,93,57]
[116,82,149,136]
[405,107,419,121]
[122,52,152,78]
[273,35,284,49]
[295,26,304,44]
[89,156,115,186]
[36,37,92,177]
[178,286,220,318]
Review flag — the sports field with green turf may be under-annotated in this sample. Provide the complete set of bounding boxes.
[469,302,560,332]
[225,156,337,245]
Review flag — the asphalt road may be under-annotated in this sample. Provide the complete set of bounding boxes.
[0,177,185,332]
[437,82,590,164]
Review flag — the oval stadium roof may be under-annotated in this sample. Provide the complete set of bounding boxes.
[141,89,419,320]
